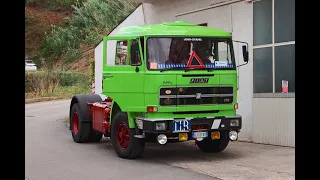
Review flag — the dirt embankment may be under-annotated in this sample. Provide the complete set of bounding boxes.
[25,6,71,58]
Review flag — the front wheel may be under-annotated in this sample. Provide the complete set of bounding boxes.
[111,112,145,159]
[196,131,230,153]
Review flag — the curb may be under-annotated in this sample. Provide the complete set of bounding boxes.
[25,97,59,104]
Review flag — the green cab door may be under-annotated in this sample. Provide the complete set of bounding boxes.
[103,36,145,112]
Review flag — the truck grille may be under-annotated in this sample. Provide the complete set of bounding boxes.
[159,86,233,106]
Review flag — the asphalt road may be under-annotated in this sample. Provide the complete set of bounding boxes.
[25,100,220,180]
[26,100,295,180]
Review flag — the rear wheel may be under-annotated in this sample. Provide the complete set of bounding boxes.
[111,112,145,159]
[70,103,102,143]
[196,131,229,153]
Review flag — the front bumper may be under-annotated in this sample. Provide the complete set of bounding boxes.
[134,115,242,140]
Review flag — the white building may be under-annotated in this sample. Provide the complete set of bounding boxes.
[98,0,295,147]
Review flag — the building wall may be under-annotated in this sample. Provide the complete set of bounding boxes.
[109,5,146,36]
[251,0,295,147]
[142,0,235,24]
[228,1,253,142]
[94,41,103,94]
[253,98,295,147]
[142,0,295,146]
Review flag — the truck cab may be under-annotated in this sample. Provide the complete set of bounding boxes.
[69,21,249,159]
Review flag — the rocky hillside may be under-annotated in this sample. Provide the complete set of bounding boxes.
[25,0,138,72]
[25,4,71,59]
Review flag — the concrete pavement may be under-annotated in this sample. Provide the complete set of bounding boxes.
[25,100,295,180]
[144,141,294,180]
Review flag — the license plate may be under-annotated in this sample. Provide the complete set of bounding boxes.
[192,131,208,139]
[172,120,191,132]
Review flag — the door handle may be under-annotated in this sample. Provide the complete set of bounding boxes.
[103,75,113,79]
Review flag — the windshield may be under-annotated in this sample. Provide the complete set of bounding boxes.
[147,37,235,70]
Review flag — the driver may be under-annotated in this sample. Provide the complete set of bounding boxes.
[202,50,213,64]
[196,46,212,64]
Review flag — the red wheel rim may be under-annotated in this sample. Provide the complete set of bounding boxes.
[116,122,130,149]
[72,112,79,134]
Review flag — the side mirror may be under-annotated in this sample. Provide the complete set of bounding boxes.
[242,45,249,63]
[130,41,142,67]
[233,40,249,67]
[130,51,141,66]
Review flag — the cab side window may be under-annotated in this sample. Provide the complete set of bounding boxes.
[115,41,128,65]
[130,40,141,66]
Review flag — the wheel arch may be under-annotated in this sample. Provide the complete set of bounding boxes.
[110,101,121,125]
[110,101,137,129]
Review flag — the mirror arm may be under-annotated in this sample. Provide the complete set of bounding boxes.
[233,40,249,47]
[236,61,248,68]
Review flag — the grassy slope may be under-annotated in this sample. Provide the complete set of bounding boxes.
[25,6,71,60]
[25,5,97,72]
[25,1,138,102]
[25,4,91,101]
[25,1,138,73]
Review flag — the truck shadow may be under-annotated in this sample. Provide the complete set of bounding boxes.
[100,138,244,163]
[142,142,243,162]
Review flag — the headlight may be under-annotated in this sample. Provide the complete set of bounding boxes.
[155,122,167,131]
[157,134,167,145]
[229,131,238,141]
[230,119,239,127]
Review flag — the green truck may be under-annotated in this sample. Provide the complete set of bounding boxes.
[69,21,249,159]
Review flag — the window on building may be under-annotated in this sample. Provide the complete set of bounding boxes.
[253,0,295,93]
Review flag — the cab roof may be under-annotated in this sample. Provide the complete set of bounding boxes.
[115,21,231,37]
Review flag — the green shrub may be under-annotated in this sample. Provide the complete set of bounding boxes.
[25,73,32,92]
[25,71,60,95]
[59,71,91,86]
[40,25,82,64]
[25,71,91,94]
[39,0,138,67]
[26,0,86,10]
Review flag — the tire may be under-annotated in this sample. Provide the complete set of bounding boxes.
[111,112,145,159]
[89,133,103,142]
[196,131,229,153]
[70,103,102,143]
